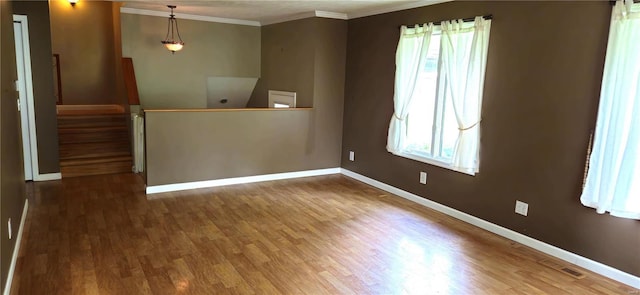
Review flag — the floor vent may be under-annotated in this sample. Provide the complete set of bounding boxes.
[537,259,587,279]
[561,267,586,279]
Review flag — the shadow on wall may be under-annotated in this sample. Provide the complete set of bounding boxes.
[206,76,258,108]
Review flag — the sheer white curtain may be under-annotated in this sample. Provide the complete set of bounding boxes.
[387,24,434,154]
[440,17,491,174]
[581,0,640,219]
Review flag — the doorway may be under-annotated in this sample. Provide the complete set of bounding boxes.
[13,15,38,181]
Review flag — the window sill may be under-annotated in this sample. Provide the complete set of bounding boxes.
[394,151,476,176]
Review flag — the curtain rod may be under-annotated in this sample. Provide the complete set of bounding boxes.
[610,0,640,5]
[400,14,493,29]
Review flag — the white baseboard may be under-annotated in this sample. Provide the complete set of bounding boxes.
[146,168,341,195]
[340,168,640,289]
[34,173,61,182]
[3,199,28,295]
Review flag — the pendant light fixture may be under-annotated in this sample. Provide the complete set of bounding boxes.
[161,5,184,53]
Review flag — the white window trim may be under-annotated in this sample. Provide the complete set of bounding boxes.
[396,151,476,176]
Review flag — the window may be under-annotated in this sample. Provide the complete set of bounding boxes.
[580,0,640,219]
[268,90,296,108]
[405,34,459,162]
[387,17,491,175]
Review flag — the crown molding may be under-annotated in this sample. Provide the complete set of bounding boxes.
[121,0,450,27]
[260,10,347,26]
[120,7,261,27]
[260,11,316,26]
[315,10,349,20]
[347,0,453,20]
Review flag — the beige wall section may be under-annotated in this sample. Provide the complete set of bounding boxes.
[1,0,27,291]
[145,109,337,186]
[49,0,120,105]
[248,18,316,108]
[247,18,347,166]
[13,1,60,174]
[110,2,128,112]
[121,13,260,109]
[341,1,640,276]
[312,19,347,167]
[145,17,346,187]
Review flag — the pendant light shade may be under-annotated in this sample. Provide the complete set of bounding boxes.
[164,42,184,52]
[161,5,184,53]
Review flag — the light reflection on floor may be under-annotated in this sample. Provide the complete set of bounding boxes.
[176,279,190,293]
[392,237,463,294]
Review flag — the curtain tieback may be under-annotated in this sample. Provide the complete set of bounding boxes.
[458,120,481,131]
[393,113,404,121]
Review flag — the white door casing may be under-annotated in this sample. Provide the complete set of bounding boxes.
[13,15,39,181]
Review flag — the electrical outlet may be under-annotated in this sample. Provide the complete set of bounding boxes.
[7,218,12,240]
[349,151,355,161]
[515,200,529,216]
[419,172,427,184]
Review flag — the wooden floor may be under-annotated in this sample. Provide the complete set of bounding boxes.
[11,173,637,294]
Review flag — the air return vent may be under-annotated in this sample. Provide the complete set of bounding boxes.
[537,259,586,279]
[560,267,586,278]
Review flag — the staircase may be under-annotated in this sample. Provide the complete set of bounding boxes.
[58,112,133,178]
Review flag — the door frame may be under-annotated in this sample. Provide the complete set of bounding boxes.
[13,14,55,181]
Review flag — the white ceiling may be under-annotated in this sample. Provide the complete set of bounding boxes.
[121,0,449,25]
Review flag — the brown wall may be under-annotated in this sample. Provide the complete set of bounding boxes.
[49,0,121,105]
[342,1,640,276]
[1,0,27,290]
[13,1,60,174]
[145,109,338,186]
[121,13,260,109]
[248,18,316,108]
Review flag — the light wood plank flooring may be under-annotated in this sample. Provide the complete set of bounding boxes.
[11,173,638,294]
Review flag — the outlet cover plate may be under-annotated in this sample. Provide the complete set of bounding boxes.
[515,200,529,216]
[7,218,11,240]
[419,172,427,184]
[349,151,355,161]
